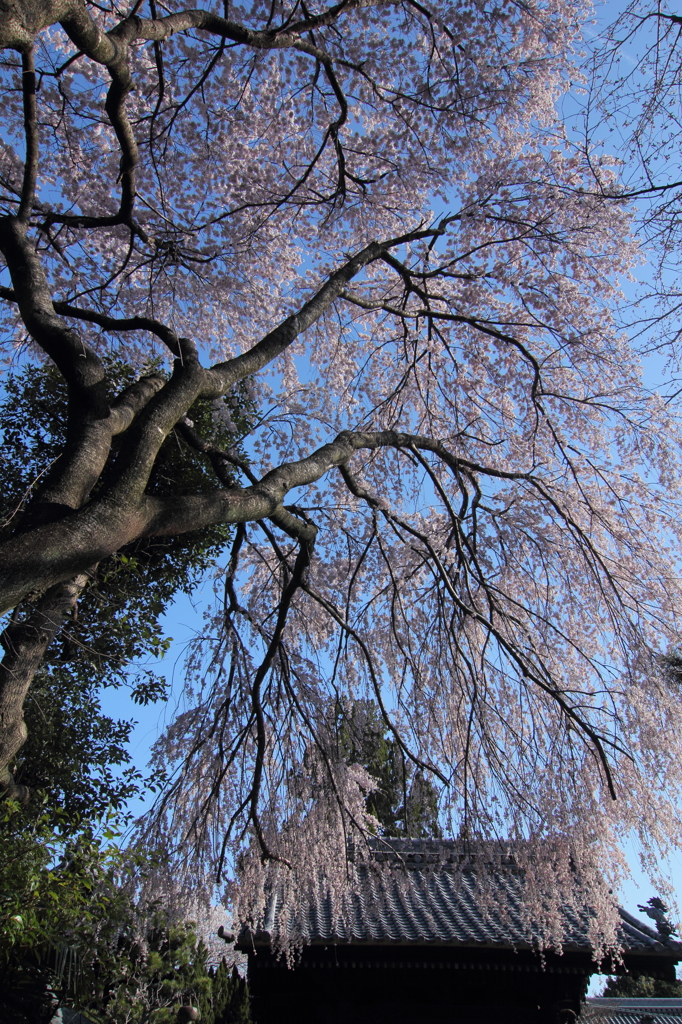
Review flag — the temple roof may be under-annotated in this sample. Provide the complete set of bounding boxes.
[580,999,682,1024]
[238,838,681,957]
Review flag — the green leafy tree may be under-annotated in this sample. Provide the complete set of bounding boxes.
[76,918,250,1024]
[15,669,141,825]
[602,974,682,998]
[0,799,136,1024]
[0,800,250,1024]
[333,699,441,838]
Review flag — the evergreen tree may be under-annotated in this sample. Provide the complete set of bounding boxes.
[333,699,441,838]
[0,803,135,1024]
[210,962,251,1024]
[602,974,682,998]
[65,916,250,1024]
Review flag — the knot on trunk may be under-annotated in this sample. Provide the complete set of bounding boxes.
[0,769,30,804]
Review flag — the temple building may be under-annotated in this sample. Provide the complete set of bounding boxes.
[236,839,681,1024]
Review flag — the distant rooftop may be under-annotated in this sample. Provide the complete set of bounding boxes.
[580,998,682,1024]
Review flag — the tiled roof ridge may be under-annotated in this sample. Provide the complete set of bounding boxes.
[580,1014,682,1023]
[617,907,682,955]
[579,1003,682,1024]
[618,906,675,946]
[588,1000,682,1007]
[364,835,523,868]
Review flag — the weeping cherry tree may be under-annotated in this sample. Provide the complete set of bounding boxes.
[0,0,681,946]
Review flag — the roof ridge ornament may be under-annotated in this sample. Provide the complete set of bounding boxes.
[637,898,678,945]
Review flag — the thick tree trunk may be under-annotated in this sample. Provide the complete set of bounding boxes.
[0,572,91,797]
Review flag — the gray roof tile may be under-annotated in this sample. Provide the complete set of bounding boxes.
[581,1013,682,1024]
[579,999,682,1024]
[241,839,682,956]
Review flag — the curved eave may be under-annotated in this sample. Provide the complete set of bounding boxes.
[236,930,682,960]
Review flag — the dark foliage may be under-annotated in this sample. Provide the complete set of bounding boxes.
[210,961,251,1024]
[76,917,251,1024]
[0,800,135,1024]
[333,699,441,838]
[602,974,682,998]
[1,812,251,1024]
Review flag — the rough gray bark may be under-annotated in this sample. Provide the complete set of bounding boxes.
[0,572,91,797]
